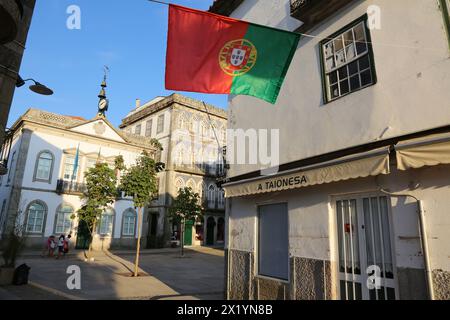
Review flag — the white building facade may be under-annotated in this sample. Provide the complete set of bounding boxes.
[0,109,158,250]
[210,0,450,300]
[120,94,227,248]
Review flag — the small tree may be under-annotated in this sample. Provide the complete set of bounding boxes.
[72,162,117,258]
[120,151,160,277]
[168,187,203,257]
[1,209,26,268]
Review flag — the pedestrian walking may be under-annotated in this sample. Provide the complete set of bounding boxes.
[42,235,56,257]
[56,234,65,259]
[63,234,71,257]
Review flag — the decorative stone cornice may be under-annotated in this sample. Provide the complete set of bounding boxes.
[11,108,158,150]
[120,93,228,128]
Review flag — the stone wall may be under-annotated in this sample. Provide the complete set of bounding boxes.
[433,269,450,300]
[227,249,332,300]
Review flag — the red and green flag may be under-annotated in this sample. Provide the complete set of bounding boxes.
[165,5,300,104]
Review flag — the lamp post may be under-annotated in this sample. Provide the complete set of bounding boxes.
[15,75,54,96]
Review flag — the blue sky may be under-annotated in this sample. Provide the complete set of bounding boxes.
[9,0,228,128]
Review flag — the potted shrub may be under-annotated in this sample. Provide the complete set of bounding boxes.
[0,222,25,286]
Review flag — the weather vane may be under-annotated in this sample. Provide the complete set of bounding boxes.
[97,66,110,117]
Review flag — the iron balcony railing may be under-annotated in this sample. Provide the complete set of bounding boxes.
[56,179,87,195]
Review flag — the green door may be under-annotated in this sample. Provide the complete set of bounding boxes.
[76,220,92,250]
[184,220,194,246]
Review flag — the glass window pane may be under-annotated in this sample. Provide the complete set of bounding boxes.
[340,79,350,95]
[350,75,361,91]
[335,49,346,67]
[336,201,345,273]
[360,69,372,87]
[328,71,338,84]
[380,197,394,279]
[371,198,383,273]
[338,66,348,79]
[324,42,334,58]
[326,57,335,72]
[334,36,344,51]
[359,55,370,71]
[353,23,365,41]
[356,41,368,55]
[348,61,358,75]
[343,30,354,46]
[346,44,356,60]
[330,84,339,99]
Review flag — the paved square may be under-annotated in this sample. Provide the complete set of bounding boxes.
[4,247,224,300]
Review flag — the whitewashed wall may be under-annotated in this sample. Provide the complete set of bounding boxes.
[228,0,450,177]
[229,165,450,272]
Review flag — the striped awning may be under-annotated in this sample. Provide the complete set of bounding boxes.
[223,147,390,198]
[396,132,450,171]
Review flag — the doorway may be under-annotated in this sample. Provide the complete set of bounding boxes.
[75,220,92,250]
[184,220,194,246]
[206,217,216,246]
[335,195,398,300]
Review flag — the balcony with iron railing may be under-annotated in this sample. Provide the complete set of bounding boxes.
[56,179,87,195]
[290,0,355,32]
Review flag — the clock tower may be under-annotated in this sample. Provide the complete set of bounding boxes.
[97,72,109,117]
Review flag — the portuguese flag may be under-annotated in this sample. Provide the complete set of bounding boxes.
[165,5,300,104]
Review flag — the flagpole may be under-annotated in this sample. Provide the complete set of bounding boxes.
[147,0,171,6]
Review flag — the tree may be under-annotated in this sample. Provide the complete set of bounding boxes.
[72,162,117,258]
[120,151,160,277]
[168,187,203,257]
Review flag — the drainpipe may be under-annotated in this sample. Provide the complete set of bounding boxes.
[380,189,435,300]
[226,197,232,300]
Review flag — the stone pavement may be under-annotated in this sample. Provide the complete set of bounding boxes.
[0,246,224,300]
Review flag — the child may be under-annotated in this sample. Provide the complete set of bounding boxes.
[63,234,71,256]
[56,234,65,259]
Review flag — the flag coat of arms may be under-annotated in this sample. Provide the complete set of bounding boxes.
[165,5,300,104]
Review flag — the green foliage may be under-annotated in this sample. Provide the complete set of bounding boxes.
[168,187,203,224]
[114,155,126,172]
[73,162,117,226]
[1,212,26,267]
[120,151,159,208]
[150,138,163,151]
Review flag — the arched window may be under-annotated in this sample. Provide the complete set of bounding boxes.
[99,208,114,236]
[122,209,137,237]
[175,178,185,192]
[208,185,216,208]
[218,189,225,208]
[25,201,47,234]
[34,151,54,182]
[54,204,73,234]
[186,179,196,192]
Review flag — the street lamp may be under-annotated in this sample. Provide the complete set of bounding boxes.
[16,75,54,96]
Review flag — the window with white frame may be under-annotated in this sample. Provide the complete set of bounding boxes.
[54,205,73,234]
[336,196,397,300]
[156,114,165,134]
[218,189,225,208]
[26,201,46,234]
[258,203,289,280]
[63,155,77,181]
[322,17,376,102]
[99,208,114,236]
[207,185,216,208]
[7,151,16,184]
[34,151,54,182]
[135,124,142,136]
[145,119,153,137]
[122,209,136,237]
